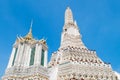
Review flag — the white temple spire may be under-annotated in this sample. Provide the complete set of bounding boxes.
[61,7,86,48]
[65,7,74,24]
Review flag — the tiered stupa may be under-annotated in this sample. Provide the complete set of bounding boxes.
[48,7,117,80]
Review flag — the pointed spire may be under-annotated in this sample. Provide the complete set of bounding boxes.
[65,7,74,24]
[24,20,33,40]
[29,20,33,35]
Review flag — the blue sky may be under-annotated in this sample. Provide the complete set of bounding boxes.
[0,0,120,78]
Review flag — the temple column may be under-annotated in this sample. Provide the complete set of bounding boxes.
[34,44,42,65]
[44,50,48,67]
[27,48,32,66]
[20,44,26,66]
[7,47,16,68]
[17,44,24,66]
[14,44,21,66]
[23,45,30,67]
[39,44,42,65]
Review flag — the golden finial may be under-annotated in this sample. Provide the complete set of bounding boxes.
[24,20,33,40]
[29,20,33,33]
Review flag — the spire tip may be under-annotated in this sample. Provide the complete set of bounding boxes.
[65,6,73,24]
